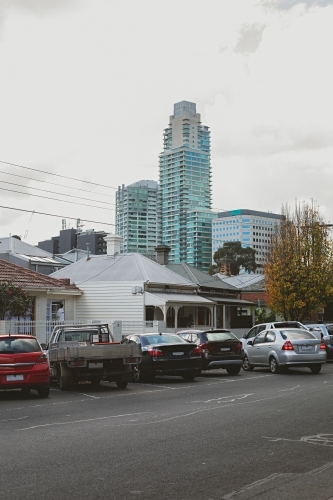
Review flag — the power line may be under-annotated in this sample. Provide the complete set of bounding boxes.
[0,205,115,226]
[0,169,111,197]
[0,160,118,190]
[0,186,114,210]
[0,180,114,206]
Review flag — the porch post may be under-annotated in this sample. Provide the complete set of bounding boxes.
[223,305,226,329]
[213,306,217,329]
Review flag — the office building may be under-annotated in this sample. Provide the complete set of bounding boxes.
[38,228,107,255]
[159,101,212,271]
[212,209,284,273]
[115,180,160,256]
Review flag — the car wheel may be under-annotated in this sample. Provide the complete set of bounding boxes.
[115,377,128,389]
[132,364,141,382]
[37,386,50,398]
[310,364,322,374]
[242,355,254,372]
[226,366,241,376]
[182,371,197,381]
[269,357,280,374]
[90,377,101,385]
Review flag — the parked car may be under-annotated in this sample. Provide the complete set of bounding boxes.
[0,335,50,397]
[176,329,244,375]
[241,321,308,349]
[306,324,333,358]
[121,333,202,382]
[242,328,327,374]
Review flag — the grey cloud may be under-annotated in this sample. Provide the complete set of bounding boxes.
[261,0,333,10]
[234,24,265,54]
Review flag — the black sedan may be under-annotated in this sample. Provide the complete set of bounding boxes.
[177,329,244,375]
[121,333,202,382]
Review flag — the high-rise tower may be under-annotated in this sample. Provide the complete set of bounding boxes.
[159,101,213,271]
[116,180,160,256]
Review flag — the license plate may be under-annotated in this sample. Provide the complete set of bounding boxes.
[220,348,230,351]
[6,374,24,381]
[301,346,313,351]
[89,362,103,369]
[173,352,184,356]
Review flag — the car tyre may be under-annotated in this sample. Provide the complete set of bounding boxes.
[115,377,128,389]
[310,364,322,374]
[182,371,197,381]
[90,377,101,385]
[242,355,254,372]
[226,366,241,376]
[269,357,280,374]
[37,385,50,398]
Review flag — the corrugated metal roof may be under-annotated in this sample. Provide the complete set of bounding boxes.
[215,274,265,290]
[145,292,215,306]
[164,263,238,291]
[0,237,53,257]
[0,259,81,292]
[51,253,195,286]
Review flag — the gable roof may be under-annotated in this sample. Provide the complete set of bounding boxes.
[215,273,265,291]
[0,237,52,257]
[164,263,238,292]
[51,253,196,287]
[0,259,81,293]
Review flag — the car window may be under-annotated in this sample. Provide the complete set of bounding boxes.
[179,333,190,341]
[253,332,266,345]
[205,332,237,342]
[265,332,275,343]
[326,325,333,335]
[190,333,199,343]
[257,325,267,333]
[142,335,187,345]
[246,327,258,339]
[279,329,316,340]
[0,337,41,353]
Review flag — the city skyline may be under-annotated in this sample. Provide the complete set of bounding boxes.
[0,0,332,245]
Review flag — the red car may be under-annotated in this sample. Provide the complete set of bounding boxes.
[0,335,50,397]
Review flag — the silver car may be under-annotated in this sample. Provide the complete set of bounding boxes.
[242,328,327,374]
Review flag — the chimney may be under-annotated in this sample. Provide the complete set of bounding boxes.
[105,233,122,256]
[155,245,171,265]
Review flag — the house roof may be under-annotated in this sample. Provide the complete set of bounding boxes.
[51,253,196,287]
[214,274,265,291]
[0,259,81,293]
[164,263,238,292]
[0,237,52,257]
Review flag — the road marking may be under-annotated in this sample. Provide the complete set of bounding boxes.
[190,393,254,404]
[264,433,333,447]
[278,385,300,391]
[15,412,152,431]
[0,416,29,422]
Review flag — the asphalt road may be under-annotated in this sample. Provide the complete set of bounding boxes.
[1,364,333,500]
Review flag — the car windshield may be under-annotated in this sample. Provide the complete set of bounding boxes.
[141,334,187,345]
[279,329,316,340]
[0,337,41,354]
[204,332,237,342]
[274,322,302,328]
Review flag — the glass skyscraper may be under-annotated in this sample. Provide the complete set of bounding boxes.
[159,101,212,271]
[116,180,160,256]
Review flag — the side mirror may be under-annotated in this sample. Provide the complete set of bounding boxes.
[247,340,253,346]
[242,334,247,338]
[40,343,48,350]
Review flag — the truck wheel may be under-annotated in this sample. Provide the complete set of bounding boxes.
[116,378,128,389]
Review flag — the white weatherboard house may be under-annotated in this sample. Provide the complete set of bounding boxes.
[51,235,221,339]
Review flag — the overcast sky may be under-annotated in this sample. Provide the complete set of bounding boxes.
[0,0,332,246]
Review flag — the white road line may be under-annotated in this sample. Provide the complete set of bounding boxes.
[279,385,300,392]
[15,412,152,431]
[0,416,29,422]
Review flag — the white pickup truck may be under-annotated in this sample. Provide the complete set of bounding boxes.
[47,323,141,390]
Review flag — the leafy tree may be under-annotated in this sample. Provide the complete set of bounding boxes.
[264,202,333,322]
[209,241,257,275]
[0,281,32,320]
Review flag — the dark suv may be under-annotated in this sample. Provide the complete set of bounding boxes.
[177,329,244,375]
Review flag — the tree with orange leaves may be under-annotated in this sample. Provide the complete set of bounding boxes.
[264,202,333,322]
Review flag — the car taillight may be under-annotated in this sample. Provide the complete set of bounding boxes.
[235,342,243,351]
[199,342,214,352]
[126,357,141,363]
[35,353,48,364]
[320,341,326,350]
[191,346,201,355]
[282,341,294,351]
[147,348,164,357]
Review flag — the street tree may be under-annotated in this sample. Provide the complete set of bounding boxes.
[0,281,32,320]
[209,241,257,275]
[264,202,333,322]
